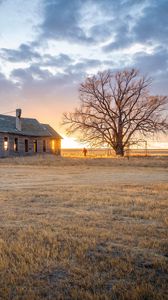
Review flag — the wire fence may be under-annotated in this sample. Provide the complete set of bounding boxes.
[61,148,168,158]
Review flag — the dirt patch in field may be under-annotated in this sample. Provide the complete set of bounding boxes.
[0,156,167,190]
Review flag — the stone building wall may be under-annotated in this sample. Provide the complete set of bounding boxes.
[0,133,61,157]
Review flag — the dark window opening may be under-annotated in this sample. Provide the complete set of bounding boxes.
[25,139,29,152]
[34,140,37,153]
[43,140,46,152]
[4,137,8,151]
[14,138,18,152]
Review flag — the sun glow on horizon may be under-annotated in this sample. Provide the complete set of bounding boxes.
[61,136,86,149]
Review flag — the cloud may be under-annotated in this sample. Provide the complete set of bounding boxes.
[40,0,132,46]
[133,0,168,46]
[0,72,17,93]
[64,58,100,74]
[0,72,20,110]
[10,56,114,90]
[43,53,74,67]
[11,64,53,83]
[9,66,83,127]
[102,0,168,52]
[133,47,168,74]
[0,43,41,62]
[40,0,94,44]
[132,47,168,94]
[103,22,133,51]
[0,40,74,69]
[0,0,168,117]
[150,71,168,95]
[10,61,84,96]
[39,0,140,46]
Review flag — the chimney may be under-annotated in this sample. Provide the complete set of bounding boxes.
[16,109,22,131]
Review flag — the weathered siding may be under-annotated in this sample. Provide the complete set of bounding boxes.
[0,133,61,157]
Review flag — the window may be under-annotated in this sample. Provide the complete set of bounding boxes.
[14,138,18,152]
[25,139,29,152]
[43,140,46,152]
[33,140,37,153]
[51,140,55,151]
[4,137,8,151]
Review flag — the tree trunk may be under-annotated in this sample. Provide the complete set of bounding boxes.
[115,122,124,156]
[115,146,124,156]
[114,136,124,156]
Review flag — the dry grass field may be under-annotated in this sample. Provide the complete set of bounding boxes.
[0,155,168,300]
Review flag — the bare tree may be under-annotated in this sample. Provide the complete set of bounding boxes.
[63,69,168,156]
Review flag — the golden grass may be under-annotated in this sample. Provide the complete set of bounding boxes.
[0,156,167,299]
[0,153,168,168]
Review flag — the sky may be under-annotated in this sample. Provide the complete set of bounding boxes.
[0,0,168,148]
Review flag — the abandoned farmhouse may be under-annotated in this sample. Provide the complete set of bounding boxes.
[0,109,62,157]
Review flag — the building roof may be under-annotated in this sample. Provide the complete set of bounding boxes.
[0,114,62,138]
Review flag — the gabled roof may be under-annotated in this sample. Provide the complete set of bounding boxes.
[0,114,62,138]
